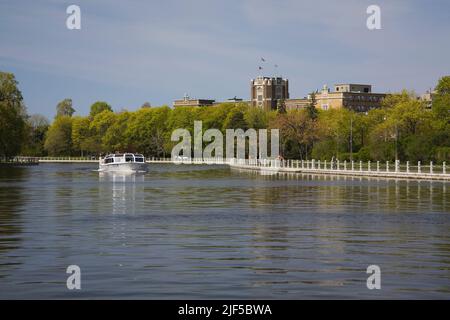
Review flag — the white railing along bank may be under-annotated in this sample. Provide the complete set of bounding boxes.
[228,158,449,181]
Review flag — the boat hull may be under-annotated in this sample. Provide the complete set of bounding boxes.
[99,162,148,172]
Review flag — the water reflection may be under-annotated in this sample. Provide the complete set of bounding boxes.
[0,167,27,277]
[0,164,449,298]
[99,172,145,215]
[230,168,448,215]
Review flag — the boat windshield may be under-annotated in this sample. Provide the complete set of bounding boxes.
[104,156,114,164]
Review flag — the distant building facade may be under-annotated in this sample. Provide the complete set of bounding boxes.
[251,77,289,110]
[285,83,386,112]
[285,98,309,111]
[316,84,385,112]
[419,89,436,109]
[173,94,215,107]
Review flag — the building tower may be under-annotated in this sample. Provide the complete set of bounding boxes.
[250,76,289,110]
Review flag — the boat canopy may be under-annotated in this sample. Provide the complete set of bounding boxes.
[103,153,145,164]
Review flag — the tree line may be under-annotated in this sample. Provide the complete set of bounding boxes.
[1,71,449,162]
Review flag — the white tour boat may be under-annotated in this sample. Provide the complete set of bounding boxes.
[99,153,147,172]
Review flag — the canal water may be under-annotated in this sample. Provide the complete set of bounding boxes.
[0,163,449,299]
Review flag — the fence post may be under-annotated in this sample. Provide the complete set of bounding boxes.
[377,161,380,172]
[368,161,371,172]
[395,160,399,172]
[351,161,354,171]
[344,160,347,170]
[324,160,327,170]
[386,161,389,172]
[444,162,446,174]
[359,161,362,171]
[430,161,433,174]
[301,160,304,169]
[418,161,421,173]
[406,161,409,173]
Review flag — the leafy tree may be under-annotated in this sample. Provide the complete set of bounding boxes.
[56,99,75,117]
[432,76,450,124]
[125,106,170,156]
[435,76,450,95]
[72,116,91,156]
[222,105,247,130]
[89,110,116,153]
[103,111,133,153]
[44,116,73,156]
[21,114,49,156]
[306,92,318,120]
[381,90,415,109]
[244,106,274,129]
[199,103,231,131]
[271,109,319,159]
[0,72,26,157]
[276,99,286,114]
[89,101,112,118]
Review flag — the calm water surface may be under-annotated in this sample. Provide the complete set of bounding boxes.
[0,163,449,299]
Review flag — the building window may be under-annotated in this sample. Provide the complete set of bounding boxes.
[257,95,263,101]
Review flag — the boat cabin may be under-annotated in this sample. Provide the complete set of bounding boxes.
[103,153,145,164]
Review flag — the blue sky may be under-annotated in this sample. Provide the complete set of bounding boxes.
[1,0,450,118]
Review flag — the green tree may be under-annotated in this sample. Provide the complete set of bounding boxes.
[306,92,318,120]
[44,116,73,156]
[435,75,450,95]
[21,114,49,156]
[125,107,170,156]
[72,116,92,156]
[56,98,75,117]
[89,101,112,118]
[271,109,319,159]
[0,72,27,157]
[277,99,286,114]
[103,111,133,152]
[244,105,274,129]
[432,76,450,123]
[89,110,116,153]
[222,105,248,130]
[381,90,415,109]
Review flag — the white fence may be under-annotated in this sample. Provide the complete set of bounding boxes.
[228,158,449,180]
